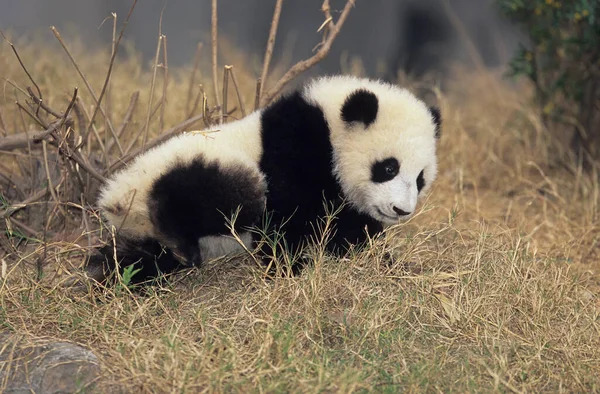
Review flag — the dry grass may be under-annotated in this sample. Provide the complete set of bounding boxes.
[0,33,599,393]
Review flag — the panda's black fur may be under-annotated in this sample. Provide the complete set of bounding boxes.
[88,76,441,286]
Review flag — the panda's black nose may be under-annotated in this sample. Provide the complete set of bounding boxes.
[393,206,411,216]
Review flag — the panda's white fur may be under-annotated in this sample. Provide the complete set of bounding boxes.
[98,111,264,241]
[304,76,437,224]
[91,75,441,284]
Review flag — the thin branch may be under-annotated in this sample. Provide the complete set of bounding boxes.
[123,98,163,155]
[222,65,231,121]
[73,96,107,159]
[42,140,67,217]
[255,79,262,111]
[108,113,205,174]
[259,0,284,100]
[104,12,118,162]
[26,87,62,118]
[0,30,43,115]
[106,91,139,155]
[211,0,221,114]
[15,102,46,129]
[159,35,169,132]
[54,89,106,183]
[50,26,123,154]
[228,66,246,117]
[85,0,137,155]
[143,33,164,148]
[259,0,356,107]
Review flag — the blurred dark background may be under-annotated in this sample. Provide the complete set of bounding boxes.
[0,0,522,81]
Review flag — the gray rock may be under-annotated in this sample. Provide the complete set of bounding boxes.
[0,333,101,393]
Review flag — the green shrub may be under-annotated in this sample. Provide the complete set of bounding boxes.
[497,0,600,165]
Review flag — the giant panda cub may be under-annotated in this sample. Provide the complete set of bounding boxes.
[89,75,441,285]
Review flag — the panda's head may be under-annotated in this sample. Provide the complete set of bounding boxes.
[304,76,441,225]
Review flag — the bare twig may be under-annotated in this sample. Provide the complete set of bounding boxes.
[86,0,137,155]
[143,33,164,148]
[255,79,262,111]
[228,66,246,117]
[186,42,203,115]
[15,102,46,129]
[73,96,107,160]
[105,12,118,161]
[123,98,163,155]
[108,113,205,174]
[106,91,139,154]
[159,35,169,132]
[50,26,123,154]
[259,0,284,100]
[0,30,43,115]
[54,89,106,183]
[222,65,231,121]
[211,0,221,115]
[26,87,62,118]
[259,0,356,107]
[42,140,67,217]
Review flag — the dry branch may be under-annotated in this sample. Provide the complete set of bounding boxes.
[211,0,221,116]
[1,30,43,115]
[0,127,57,151]
[228,66,246,117]
[106,91,139,155]
[50,27,122,155]
[259,0,356,107]
[222,65,231,120]
[259,0,284,100]
[143,34,164,148]
[159,36,169,132]
[255,79,262,111]
[85,0,138,155]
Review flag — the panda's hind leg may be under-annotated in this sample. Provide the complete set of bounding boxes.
[148,156,267,266]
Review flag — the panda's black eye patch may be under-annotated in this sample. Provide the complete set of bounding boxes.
[371,158,399,183]
[417,170,425,192]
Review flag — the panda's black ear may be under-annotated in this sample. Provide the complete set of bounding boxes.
[429,106,441,138]
[341,89,378,128]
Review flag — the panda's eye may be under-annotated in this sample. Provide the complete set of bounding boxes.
[371,157,399,183]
